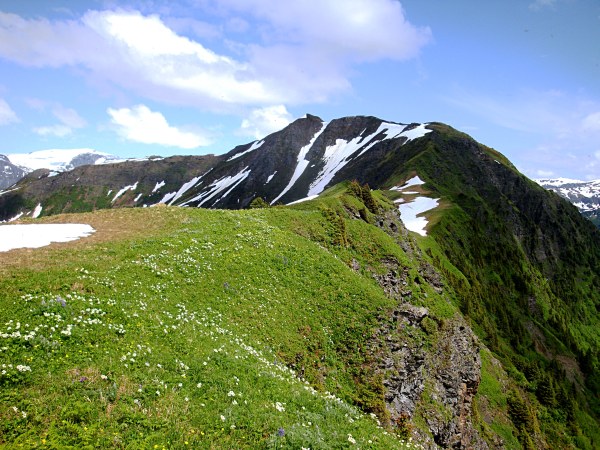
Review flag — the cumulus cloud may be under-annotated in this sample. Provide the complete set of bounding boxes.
[107,104,211,149]
[0,98,18,125]
[240,105,293,139]
[0,4,430,109]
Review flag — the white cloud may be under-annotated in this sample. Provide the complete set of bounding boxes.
[219,0,431,62]
[52,105,87,129]
[0,4,430,109]
[240,105,293,139]
[31,104,86,137]
[33,125,72,137]
[107,104,211,149]
[0,98,18,125]
[582,112,600,132]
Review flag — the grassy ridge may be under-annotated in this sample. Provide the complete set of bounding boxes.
[1,203,424,449]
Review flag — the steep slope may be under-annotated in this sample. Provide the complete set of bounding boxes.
[387,126,600,448]
[536,178,600,227]
[0,154,26,189]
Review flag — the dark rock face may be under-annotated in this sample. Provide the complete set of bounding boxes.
[0,155,26,190]
[372,299,486,449]
[424,321,485,449]
[365,208,487,449]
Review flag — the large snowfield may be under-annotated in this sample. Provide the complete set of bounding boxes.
[0,224,95,252]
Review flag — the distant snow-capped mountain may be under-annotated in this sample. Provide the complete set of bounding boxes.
[7,148,117,173]
[0,154,27,190]
[536,178,600,226]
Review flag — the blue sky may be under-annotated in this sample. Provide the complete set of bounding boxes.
[0,0,599,180]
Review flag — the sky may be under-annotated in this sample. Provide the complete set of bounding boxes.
[0,0,599,180]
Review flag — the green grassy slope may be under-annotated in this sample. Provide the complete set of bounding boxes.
[0,193,436,449]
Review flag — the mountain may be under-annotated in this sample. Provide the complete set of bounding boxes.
[536,178,600,227]
[6,148,119,173]
[0,116,433,219]
[1,115,599,448]
[0,154,26,190]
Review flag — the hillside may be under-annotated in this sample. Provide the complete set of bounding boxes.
[0,183,598,449]
[1,116,599,448]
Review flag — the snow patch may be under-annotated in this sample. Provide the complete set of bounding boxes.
[308,132,378,196]
[286,195,319,205]
[7,212,24,222]
[169,175,203,205]
[157,191,177,204]
[0,187,20,197]
[400,123,432,142]
[390,175,425,191]
[266,171,277,183]
[182,168,251,207]
[271,122,327,204]
[152,181,166,193]
[307,123,431,198]
[32,204,43,219]
[112,182,138,203]
[0,224,95,252]
[397,196,439,236]
[134,193,143,202]
[227,140,264,161]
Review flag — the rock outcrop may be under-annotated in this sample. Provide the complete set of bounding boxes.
[364,207,488,449]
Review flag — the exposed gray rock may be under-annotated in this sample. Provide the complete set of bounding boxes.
[367,206,488,449]
[422,321,486,449]
[0,155,26,190]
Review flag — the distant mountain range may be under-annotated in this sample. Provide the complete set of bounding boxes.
[0,149,124,190]
[0,154,26,190]
[2,127,599,228]
[536,178,600,226]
